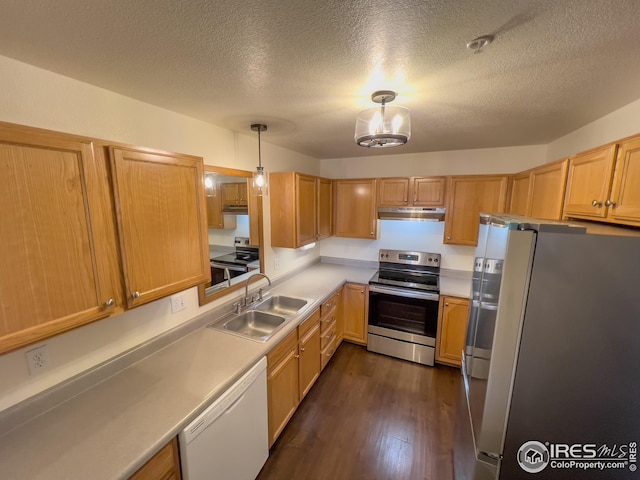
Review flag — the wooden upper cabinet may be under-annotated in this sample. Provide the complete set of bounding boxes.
[508,171,530,216]
[221,182,248,206]
[317,177,333,240]
[563,144,617,219]
[444,175,509,246]
[528,159,568,220]
[333,179,378,239]
[296,174,318,246]
[110,147,209,307]
[413,177,447,206]
[205,185,236,230]
[0,123,121,354]
[377,177,446,207]
[270,172,318,248]
[606,135,640,225]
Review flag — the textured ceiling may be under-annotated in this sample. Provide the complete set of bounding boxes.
[2,0,640,159]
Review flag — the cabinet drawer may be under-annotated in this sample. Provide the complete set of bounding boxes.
[320,307,337,332]
[321,336,337,370]
[267,329,298,372]
[321,291,339,317]
[298,308,320,339]
[321,320,337,351]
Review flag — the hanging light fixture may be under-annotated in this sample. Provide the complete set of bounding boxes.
[354,90,411,148]
[251,123,268,196]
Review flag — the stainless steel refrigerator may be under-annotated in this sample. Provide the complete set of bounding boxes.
[454,214,640,480]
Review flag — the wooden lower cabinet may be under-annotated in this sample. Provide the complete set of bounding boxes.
[341,283,368,345]
[267,309,321,447]
[129,437,181,480]
[435,296,470,367]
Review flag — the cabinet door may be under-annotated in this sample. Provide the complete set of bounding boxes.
[412,177,446,206]
[298,316,321,400]
[444,175,509,246]
[378,178,410,206]
[317,177,332,240]
[248,189,262,247]
[206,189,236,230]
[508,171,530,216]
[333,179,377,239]
[529,159,568,220]
[237,182,248,206]
[342,283,368,345]
[297,174,317,246]
[110,148,209,307]
[436,296,470,367]
[607,135,640,225]
[0,125,120,354]
[563,144,617,219]
[129,437,181,480]
[267,329,299,447]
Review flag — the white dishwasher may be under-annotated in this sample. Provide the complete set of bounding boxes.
[179,356,268,480]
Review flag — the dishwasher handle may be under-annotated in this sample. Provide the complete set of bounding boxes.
[180,356,267,445]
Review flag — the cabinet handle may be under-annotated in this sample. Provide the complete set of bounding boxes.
[413,196,417,202]
[446,236,451,240]
[605,200,617,208]
[370,232,374,236]
[445,303,449,306]
[325,351,334,357]
[591,199,603,207]
[132,291,141,299]
[295,354,300,359]
[300,347,305,352]
[105,298,115,307]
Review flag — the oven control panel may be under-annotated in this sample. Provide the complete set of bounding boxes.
[379,249,440,267]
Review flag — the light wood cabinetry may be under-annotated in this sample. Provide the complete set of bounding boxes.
[267,309,321,447]
[298,309,321,400]
[320,290,340,369]
[341,283,368,345]
[435,296,470,368]
[221,181,248,206]
[563,144,618,219]
[110,147,210,308]
[205,186,236,230]
[508,171,530,216]
[333,179,378,239]
[444,175,509,246]
[509,159,569,220]
[564,136,640,226]
[317,177,333,240]
[378,177,446,207]
[0,123,123,355]
[129,437,181,480]
[270,172,332,248]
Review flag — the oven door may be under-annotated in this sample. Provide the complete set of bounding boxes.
[368,285,439,344]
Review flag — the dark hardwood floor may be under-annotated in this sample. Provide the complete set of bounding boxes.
[257,342,461,480]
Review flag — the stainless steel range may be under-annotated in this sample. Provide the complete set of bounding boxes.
[210,237,259,285]
[367,249,441,366]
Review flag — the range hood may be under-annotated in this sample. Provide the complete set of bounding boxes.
[377,206,446,221]
[221,205,249,215]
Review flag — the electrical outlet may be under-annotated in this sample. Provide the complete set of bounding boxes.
[170,293,186,314]
[274,256,281,271]
[26,345,51,376]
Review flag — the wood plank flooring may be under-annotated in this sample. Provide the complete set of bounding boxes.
[256,342,461,480]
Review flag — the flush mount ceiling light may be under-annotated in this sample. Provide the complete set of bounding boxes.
[251,123,268,196]
[355,90,411,148]
[466,34,494,54]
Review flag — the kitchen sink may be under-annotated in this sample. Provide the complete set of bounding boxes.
[254,295,308,316]
[221,310,286,341]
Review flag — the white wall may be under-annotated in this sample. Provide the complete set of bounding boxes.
[0,55,318,413]
[546,97,640,161]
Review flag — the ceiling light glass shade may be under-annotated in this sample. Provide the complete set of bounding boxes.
[204,173,216,197]
[251,123,268,196]
[355,91,411,148]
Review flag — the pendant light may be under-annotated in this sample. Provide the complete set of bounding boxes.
[251,123,268,196]
[355,90,411,148]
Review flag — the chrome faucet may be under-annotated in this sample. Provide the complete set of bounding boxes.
[243,272,272,306]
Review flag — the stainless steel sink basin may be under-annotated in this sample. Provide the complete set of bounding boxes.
[220,310,286,341]
[255,295,308,316]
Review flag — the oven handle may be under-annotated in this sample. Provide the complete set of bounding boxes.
[369,284,439,301]
[210,262,247,272]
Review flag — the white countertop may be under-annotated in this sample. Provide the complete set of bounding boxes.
[0,262,375,480]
